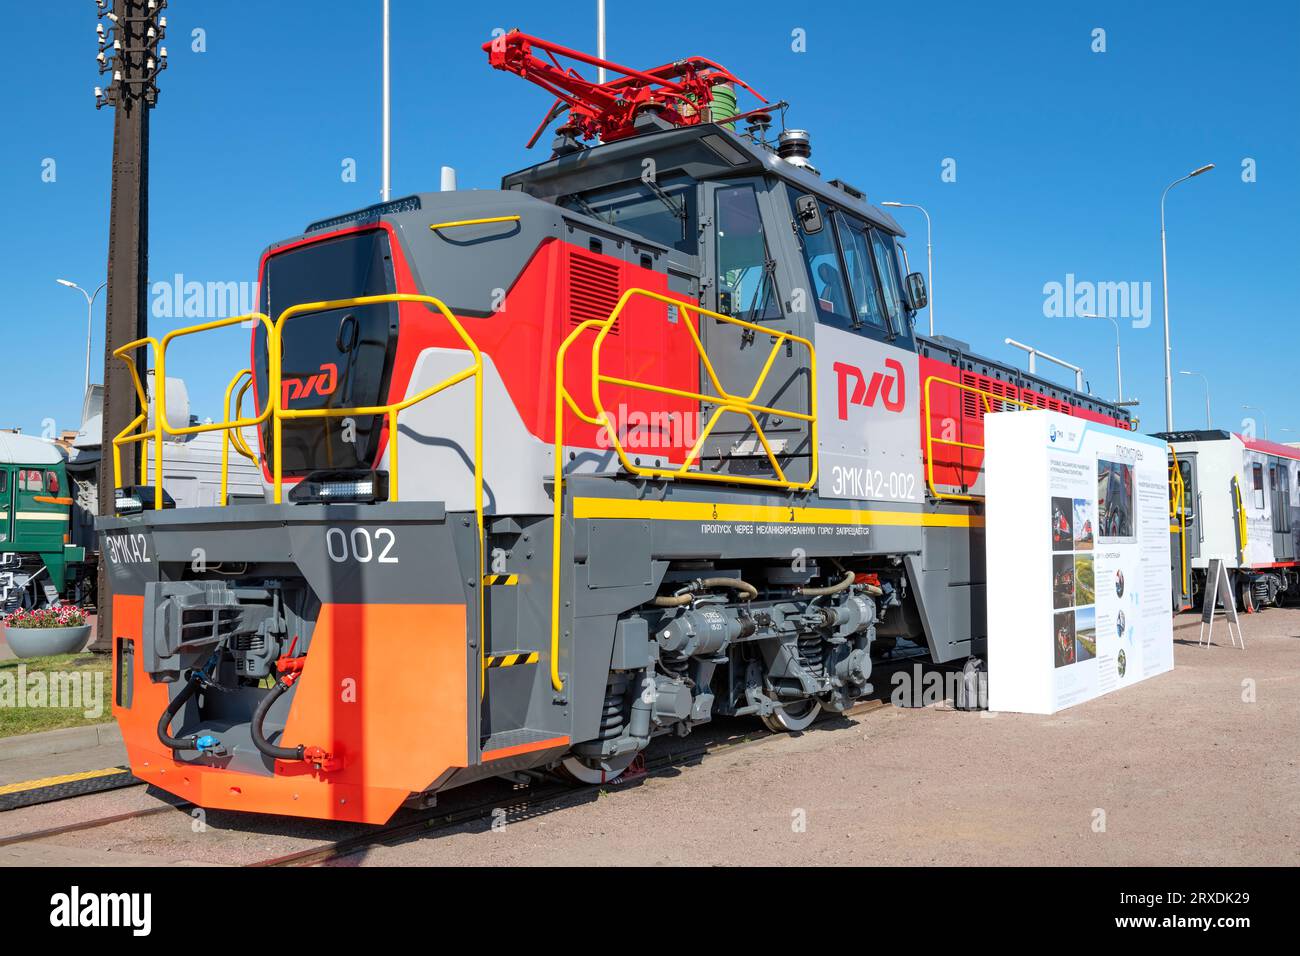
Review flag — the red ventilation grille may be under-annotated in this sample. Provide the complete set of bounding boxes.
[568,251,621,335]
[960,372,1019,421]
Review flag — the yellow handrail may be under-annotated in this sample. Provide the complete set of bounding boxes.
[219,369,257,506]
[1233,475,1248,564]
[922,375,1032,502]
[549,287,818,692]
[429,215,521,232]
[110,336,163,509]
[111,293,489,695]
[1168,447,1189,598]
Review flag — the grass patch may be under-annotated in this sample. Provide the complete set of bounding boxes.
[0,652,114,738]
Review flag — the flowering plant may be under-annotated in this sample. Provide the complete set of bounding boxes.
[2,605,88,629]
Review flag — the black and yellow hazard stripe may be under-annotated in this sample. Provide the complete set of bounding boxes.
[482,573,519,586]
[485,651,540,668]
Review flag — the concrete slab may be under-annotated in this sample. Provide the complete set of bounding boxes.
[0,725,126,789]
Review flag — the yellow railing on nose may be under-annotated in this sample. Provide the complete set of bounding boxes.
[110,293,488,693]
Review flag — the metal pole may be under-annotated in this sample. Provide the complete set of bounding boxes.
[57,280,107,395]
[1160,164,1214,432]
[881,202,933,335]
[1078,312,1121,403]
[1242,405,1268,440]
[597,0,606,84]
[1160,198,1172,431]
[95,0,166,650]
[1179,371,1210,429]
[381,0,391,201]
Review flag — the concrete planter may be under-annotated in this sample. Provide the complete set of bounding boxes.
[1,624,92,659]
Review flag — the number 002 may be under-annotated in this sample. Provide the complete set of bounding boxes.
[326,527,398,564]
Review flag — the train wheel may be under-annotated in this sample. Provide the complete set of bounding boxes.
[558,751,639,786]
[761,699,821,733]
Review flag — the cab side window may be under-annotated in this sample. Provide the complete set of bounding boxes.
[836,215,888,332]
[45,471,60,496]
[788,194,852,329]
[715,184,781,321]
[869,228,906,332]
[0,469,8,496]
[20,470,43,493]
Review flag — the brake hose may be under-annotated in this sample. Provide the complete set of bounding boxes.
[251,678,307,761]
[250,641,332,766]
[156,643,227,753]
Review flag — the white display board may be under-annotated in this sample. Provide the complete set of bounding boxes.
[986,410,1174,714]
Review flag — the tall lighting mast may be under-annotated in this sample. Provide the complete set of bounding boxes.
[92,0,168,649]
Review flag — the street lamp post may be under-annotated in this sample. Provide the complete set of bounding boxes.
[1079,311,1123,403]
[880,201,934,336]
[1160,163,1215,432]
[1178,370,1211,429]
[56,278,108,395]
[381,0,390,202]
[1241,405,1269,441]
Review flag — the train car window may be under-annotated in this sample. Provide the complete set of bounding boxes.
[715,184,780,321]
[0,470,7,495]
[788,194,852,329]
[1252,462,1265,509]
[561,176,698,255]
[834,214,888,332]
[1178,460,1194,514]
[20,470,43,493]
[45,472,60,496]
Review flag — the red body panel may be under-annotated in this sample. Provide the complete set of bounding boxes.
[920,355,1131,493]
[254,229,702,474]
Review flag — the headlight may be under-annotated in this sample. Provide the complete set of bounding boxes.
[288,471,389,504]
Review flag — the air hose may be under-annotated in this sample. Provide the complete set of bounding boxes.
[156,675,203,751]
[250,644,333,766]
[251,677,306,762]
[157,643,227,754]
[653,576,758,606]
[796,570,856,597]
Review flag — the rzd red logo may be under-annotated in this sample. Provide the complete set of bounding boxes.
[281,363,338,406]
[833,358,906,420]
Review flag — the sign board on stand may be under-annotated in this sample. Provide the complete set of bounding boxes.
[986,410,1175,714]
[1198,558,1244,649]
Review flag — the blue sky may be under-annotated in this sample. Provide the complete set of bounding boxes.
[3,0,1296,440]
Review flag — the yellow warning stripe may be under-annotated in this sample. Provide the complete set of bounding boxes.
[0,766,127,796]
[485,651,540,668]
[572,497,983,529]
[482,573,519,586]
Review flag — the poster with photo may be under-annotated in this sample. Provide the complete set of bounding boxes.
[985,410,1175,714]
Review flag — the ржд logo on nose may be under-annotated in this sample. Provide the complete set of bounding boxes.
[281,362,339,406]
[833,359,906,419]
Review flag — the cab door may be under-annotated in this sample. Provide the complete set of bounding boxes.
[698,178,812,484]
[1271,460,1295,562]
[0,468,12,547]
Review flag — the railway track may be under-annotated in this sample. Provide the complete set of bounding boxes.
[0,701,888,863]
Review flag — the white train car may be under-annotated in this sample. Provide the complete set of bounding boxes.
[1160,430,1300,611]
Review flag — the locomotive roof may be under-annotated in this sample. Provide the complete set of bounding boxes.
[500,122,908,237]
[0,431,65,466]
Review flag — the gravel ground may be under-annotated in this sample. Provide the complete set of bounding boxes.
[3,610,1297,866]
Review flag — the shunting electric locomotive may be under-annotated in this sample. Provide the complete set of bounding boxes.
[102,32,1132,823]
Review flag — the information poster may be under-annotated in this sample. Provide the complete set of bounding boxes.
[986,410,1174,714]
